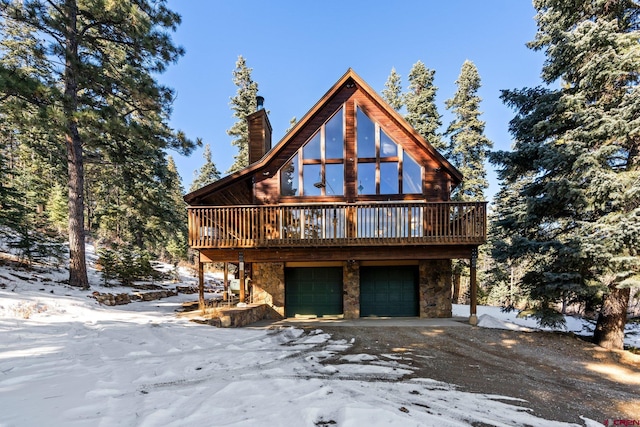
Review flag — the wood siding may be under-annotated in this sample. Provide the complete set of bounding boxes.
[249,81,454,206]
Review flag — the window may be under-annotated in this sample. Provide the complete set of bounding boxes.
[280,108,344,196]
[280,154,299,196]
[402,153,422,194]
[280,105,423,198]
[356,107,422,195]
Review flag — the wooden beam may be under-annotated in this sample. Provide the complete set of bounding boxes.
[238,252,245,303]
[469,247,478,325]
[223,262,229,301]
[198,245,478,264]
[198,253,205,313]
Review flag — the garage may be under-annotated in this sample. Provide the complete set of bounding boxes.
[285,267,343,318]
[360,266,419,317]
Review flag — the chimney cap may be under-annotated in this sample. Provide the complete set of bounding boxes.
[256,95,265,110]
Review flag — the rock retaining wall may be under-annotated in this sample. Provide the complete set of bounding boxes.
[91,289,178,306]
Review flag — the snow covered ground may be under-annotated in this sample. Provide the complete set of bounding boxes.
[0,250,636,426]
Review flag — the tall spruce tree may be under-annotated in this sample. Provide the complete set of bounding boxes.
[491,0,640,349]
[405,60,444,151]
[0,0,195,288]
[164,156,188,261]
[227,55,258,173]
[190,143,221,192]
[382,67,403,111]
[443,60,493,302]
[445,60,492,202]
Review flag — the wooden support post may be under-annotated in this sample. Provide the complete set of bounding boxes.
[223,262,229,301]
[238,252,245,303]
[198,253,205,313]
[469,247,478,325]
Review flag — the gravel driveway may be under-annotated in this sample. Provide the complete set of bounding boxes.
[270,318,640,424]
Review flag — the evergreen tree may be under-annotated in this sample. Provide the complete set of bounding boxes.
[0,150,24,237]
[405,60,444,151]
[382,67,403,111]
[444,60,492,202]
[165,156,188,261]
[491,0,640,349]
[190,143,221,192]
[0,0,195,288]
[285,116,297,134]
[227,55,258,173]
[46,184,68,235]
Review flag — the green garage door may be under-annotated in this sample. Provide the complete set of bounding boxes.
[285,267,343,318]
[360,266,419,317]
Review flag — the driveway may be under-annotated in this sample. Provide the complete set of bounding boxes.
[254,318,640,424]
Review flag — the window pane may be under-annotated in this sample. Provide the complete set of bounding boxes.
[380,130,397,157]
[380,162,398,194]
[403,153,422,194]
[357,162,376,195]
[325,164,344,196]
[325,108,344,159]
[303,132,321,160]
[303,164,322,196]
[280,154,299,196]
[357,108,375,158]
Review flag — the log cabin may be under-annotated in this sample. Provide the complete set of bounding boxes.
[184,69,486,324]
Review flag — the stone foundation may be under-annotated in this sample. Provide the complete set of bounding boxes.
[343,260,360,319]
[419,259,452,317]
[251,262,285,318]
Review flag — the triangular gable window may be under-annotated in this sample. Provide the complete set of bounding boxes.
[279,106,423,198]
[356,107,422,195]
[280,108,344,196]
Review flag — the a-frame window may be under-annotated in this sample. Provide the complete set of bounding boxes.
[280,108,344,196]
[279,105,423,198]
[356,107,422,195]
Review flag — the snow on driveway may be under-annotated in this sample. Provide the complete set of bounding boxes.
[0,287,601,427]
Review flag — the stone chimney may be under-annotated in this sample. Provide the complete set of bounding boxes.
[247,96,272,165]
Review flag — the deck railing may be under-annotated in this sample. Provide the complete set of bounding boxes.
[187,201,487,249]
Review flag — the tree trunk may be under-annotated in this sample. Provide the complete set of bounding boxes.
[452,273,461,303]
[64,0,89,289]
[593,285,630,350]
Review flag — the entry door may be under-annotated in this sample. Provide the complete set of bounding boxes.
[360,266,419,317]
[285,267,343,317]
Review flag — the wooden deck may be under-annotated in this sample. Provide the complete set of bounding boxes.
[188,201,486,249]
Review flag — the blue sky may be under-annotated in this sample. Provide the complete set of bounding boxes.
[161,1,545,200]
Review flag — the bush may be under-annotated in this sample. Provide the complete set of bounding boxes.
[97,245,156,286]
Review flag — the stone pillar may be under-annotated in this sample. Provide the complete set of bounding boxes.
[251,262,285,318]
[343,260,360,319]
[419,259,452,318]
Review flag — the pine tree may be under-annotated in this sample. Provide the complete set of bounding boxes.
[0,150,24,238]
[405,61,444,151]
[46,184,68,235]
[285,117,297,134]
[190,143,221,192]
[492,0,640,349]
[0,0,195,288]
[227,55,258,173]
[382,67,403,111]
[165,156,188,261]
[445,60,492,202]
